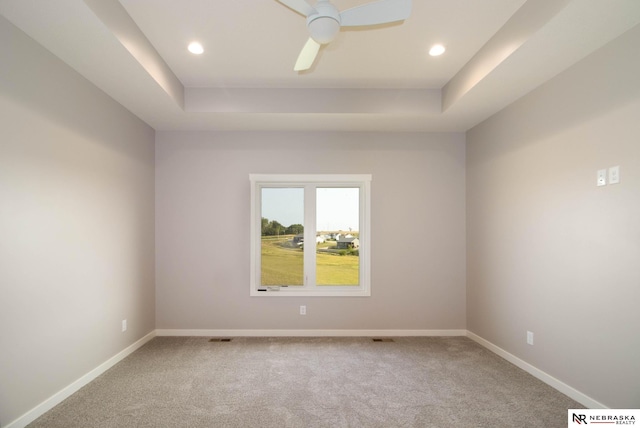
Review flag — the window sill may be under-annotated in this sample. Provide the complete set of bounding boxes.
[250,288,370,297]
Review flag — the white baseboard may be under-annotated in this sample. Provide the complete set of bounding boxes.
[6,330,156,428]
[155,329,468,337]
[466,331,607,409]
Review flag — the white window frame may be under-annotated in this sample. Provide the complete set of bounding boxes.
[250,174,371,297]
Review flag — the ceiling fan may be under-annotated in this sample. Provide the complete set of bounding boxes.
[277,0,412,71]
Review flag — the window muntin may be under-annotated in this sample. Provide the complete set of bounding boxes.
[250,175,371,297]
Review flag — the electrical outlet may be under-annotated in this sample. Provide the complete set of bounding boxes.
[597,169,607,186]
[527,331,534,345]
[300,305,306,315]
[122,319,127,332]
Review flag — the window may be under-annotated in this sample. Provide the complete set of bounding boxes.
[250,174,371,296]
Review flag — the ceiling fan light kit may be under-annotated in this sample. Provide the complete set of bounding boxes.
[308,16,340,44]
[278,0,412,71]
[307,2,341,44]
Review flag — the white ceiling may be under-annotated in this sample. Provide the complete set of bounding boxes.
[2,0,640,132]
[118,0,526,89]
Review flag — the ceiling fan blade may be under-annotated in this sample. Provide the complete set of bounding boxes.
[277,0,316,17]
[294,38,321,71]
[339,0,412,27]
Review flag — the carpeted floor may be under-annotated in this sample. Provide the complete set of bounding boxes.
[28,336,582,427]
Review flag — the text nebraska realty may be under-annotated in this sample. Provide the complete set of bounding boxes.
[573,413,636,424]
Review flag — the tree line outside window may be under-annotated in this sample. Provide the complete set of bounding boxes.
[261,217,303,236]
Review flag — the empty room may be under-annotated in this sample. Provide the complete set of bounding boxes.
[1,0,639,427]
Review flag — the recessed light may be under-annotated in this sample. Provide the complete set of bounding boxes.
[429,44,445,56]
[188,42,204,55]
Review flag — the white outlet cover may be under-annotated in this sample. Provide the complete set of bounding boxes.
[609,166,620,184]
[597,169,607,186]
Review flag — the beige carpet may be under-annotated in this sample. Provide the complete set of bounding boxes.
[29,336,582,427]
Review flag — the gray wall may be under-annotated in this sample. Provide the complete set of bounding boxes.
[0,17,156,425]
[466,25,640,408]
[155,132,466,331]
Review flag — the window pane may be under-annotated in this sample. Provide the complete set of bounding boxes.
[261,188,304,286]
[316,187,359,286]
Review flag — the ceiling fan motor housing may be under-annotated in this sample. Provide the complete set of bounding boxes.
[307,1,341,44]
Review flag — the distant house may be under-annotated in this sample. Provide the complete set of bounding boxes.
[336,237,359,249]
[294,234,327,245]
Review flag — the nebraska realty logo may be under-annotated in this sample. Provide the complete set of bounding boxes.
[569,409,639,426]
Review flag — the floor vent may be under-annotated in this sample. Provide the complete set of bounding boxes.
[372,338,394,342]
[209,338,232,342]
